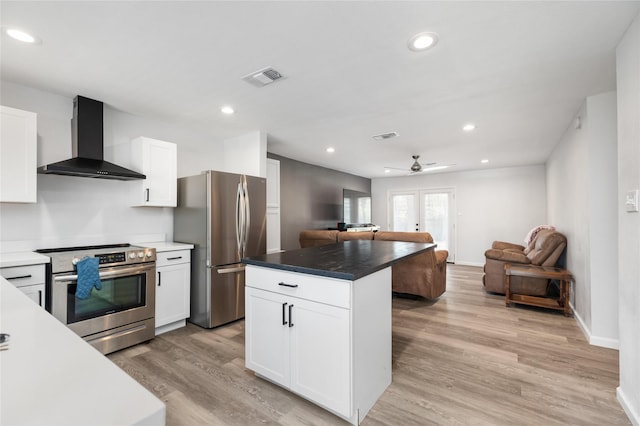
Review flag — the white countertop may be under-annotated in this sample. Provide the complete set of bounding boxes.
[0,251,50,268]
[138,241,194,252]
[0,277,166,425]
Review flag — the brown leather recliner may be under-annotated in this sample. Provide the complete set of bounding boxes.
[483,230,567,295]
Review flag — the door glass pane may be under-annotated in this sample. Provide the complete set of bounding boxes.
[390,193,417,232]
[422,192,449,252]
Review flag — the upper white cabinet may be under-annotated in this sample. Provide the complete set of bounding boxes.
[0,106,37,203]
[114,136,177,207]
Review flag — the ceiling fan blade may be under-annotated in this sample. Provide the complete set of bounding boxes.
[383,166,409,171]
[420,162,437,167]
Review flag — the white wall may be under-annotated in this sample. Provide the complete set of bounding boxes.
[223,131,267,178]
[0,81,263,251]
[615,11,640,425]
[546,91,619,349]
[371,165,546,265]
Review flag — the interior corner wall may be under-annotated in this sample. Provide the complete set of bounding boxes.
[615,10,640,425]
[267,153,370,251]
[546,91,618,349]
[371,165,546,266]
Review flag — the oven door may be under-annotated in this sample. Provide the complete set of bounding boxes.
[51,263,155,338]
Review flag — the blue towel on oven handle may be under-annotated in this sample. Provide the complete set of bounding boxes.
[75,256,102,299]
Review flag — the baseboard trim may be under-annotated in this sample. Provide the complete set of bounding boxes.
[453,261,484,267]
[571,302,619,349]
[617,386,640,426]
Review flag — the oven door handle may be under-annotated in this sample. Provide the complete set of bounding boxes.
[53,268,143,282]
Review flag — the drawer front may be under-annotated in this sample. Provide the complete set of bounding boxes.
[245,266,350,308]
[156,250,190,267]
[0,264,45,287]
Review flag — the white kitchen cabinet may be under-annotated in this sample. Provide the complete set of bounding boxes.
[0,105,37,203]
[155,249,190,334]
[246,265,390,424]
[114,136,177,207]
[266,158,281,254]
[0,263,46,308]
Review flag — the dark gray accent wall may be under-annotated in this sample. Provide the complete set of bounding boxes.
[268,153,371,251]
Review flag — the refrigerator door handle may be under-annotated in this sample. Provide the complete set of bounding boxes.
[242,179,250,257]
[217,265,246,274]
[235,182,244,257]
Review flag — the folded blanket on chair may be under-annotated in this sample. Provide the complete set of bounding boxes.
[75,256,102,299]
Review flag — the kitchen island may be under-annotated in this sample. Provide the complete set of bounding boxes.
[242,240,435,425]
[0,276,166,425]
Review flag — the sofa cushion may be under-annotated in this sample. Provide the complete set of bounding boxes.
[374,231,433,244]
[299,230,339,248]
[337,231,375,242]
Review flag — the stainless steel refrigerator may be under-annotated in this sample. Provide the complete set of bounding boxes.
[174,170,266,328]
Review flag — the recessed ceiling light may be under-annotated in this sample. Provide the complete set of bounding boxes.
[5,28,40,44]
[384,169,391,174]
[481,159,489,164]
[408,32,439,52]
[221,106,234,114]
[463,123,476,132]
[326,147,335,153]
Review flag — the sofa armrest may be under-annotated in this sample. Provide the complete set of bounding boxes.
[484,248,531,264]
[435,250,448,265]
[491,241,525,251]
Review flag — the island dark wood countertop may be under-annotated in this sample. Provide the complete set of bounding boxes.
[242,240,436,281]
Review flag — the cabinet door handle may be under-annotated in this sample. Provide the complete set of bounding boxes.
[278,282,298,288]
[6,274,32,280]
[289,304,294,328]
[166,256,182,261]
[282,302,288,325]
[157,271,161,286]
[145,188,150,202]
[38,290,43,307]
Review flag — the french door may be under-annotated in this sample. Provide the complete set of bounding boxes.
[388,189,455,262]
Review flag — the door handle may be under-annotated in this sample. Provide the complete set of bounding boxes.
[278,282,298,288]
[158,271,161,286]
[288,304,294,328]
[282,302,288,325]
[145,188,150,202]
[38,290,42,307]
[166,256,182,261]
[217,265,245,274]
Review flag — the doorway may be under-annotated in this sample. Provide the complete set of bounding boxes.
[388,188,455,262]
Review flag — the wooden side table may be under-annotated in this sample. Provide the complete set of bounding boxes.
[504,264,572,316]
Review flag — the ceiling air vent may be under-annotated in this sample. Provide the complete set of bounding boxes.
[242,66,284,87]
[372,132,399,141]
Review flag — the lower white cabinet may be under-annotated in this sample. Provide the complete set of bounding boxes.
[246,286,351,416]
[155,249,190,334]
[245,265,392,425]
[0,264,46,308]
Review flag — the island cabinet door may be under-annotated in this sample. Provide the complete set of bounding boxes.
[290,299,351,417]
[245,287,290,386]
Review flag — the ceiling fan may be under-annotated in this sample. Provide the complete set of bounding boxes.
[385,155,444,174]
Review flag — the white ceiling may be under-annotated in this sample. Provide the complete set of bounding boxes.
[2,1,639,178]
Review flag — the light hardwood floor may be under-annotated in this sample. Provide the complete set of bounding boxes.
[109,265,629,425]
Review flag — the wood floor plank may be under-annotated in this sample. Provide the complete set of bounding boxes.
[108,264,629,425]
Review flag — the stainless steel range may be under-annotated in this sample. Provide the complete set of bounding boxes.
[37,243,156,354]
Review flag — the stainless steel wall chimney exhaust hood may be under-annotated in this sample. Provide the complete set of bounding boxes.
[37,96,146,180]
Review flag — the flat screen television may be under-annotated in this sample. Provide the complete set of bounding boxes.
[343,189,371,225]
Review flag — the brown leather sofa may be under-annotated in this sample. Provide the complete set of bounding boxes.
[483,230,567,295]
[299,230,448,299]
